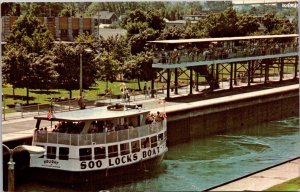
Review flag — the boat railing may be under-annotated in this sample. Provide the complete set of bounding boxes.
[33,121,164,146]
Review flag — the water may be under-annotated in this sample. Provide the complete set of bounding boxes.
[16,116,299,191]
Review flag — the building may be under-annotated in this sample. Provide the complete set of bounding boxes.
[181,14,208,21]
[165,20,198,29]
[1,15,126,41]
[94,11,118,24]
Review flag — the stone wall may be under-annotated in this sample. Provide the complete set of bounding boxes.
[166,86,299,145]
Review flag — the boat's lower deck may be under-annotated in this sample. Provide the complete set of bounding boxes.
[29,153,165,185]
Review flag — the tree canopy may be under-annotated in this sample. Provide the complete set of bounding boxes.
[52,39,99,98]
[3,14,55,104]
[196,8,259,38]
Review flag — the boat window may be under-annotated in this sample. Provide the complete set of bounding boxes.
[120,143,130,156]
[59,147,69,160]
[141,137,150,149]
[47,146,56,159]
[131,140,140,153]
[79,148,92,161]
[94,147,106,159]
[151,136,158,148]
[108,145,118,158]
[158,133,163,142]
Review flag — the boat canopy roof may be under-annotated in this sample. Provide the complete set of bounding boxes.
[147,34,298,44]
[34,106,150,122]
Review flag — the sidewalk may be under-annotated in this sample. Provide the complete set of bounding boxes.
[210,157,300,191]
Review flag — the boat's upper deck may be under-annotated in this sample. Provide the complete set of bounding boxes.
[34,105,149,122]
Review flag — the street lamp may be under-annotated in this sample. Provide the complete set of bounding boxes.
[97,12,101,39]
[2,144,45,191]
[79,48,93,97]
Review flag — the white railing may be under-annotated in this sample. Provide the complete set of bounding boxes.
[33,121,164,146]
[153,45,298,64]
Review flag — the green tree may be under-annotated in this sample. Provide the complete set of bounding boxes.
[1,3,20,16]
[159,26,185,40]
[122,9,164,56]
[2,46,30,99]
[30,54,57,90]
[93,51,120,92]
[3,14,55,104]
[195,8,259,38]
[19,3,65,17]
[237,14,260,36]
[204,1,232,11]
[53,41,98,98]
[146,10,166,31]
[123,52,156,90]
[7,14,53,53]
[261,13,296,34]
[130,28,159,55]
[261,13,278,33]
[205,8,239,37]
[59,3,78,17]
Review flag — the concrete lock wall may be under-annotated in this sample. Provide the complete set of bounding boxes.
[166,89,299,145]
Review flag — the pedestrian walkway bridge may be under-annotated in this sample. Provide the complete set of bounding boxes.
[148,34,298,99]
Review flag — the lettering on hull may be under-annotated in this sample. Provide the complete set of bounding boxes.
[41,159,60,168]
[80,146,163,170]
[109,153,138,167]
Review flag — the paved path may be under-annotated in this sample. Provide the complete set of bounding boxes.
[210,157,300,191]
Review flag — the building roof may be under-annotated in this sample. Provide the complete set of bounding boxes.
[95,11,117,20]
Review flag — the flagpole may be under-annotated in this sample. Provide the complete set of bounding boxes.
[50,99,53,128]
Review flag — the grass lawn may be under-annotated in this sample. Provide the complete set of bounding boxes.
[265,177,300,191]
[2,80,166,107]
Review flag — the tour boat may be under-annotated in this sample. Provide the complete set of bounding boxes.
[30,104,168,184]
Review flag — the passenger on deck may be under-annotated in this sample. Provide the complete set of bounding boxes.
[143,138,150,148]
[104,125,108,133]
[128,122,134,129]
[203,49,210,60]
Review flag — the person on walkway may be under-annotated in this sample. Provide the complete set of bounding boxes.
[78,96,86,110]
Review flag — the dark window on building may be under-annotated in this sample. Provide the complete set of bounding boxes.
[151,136,157,148]
[79,148,92,161]
[59,147,69,160]
[141,137,150,148]
[108,145,118,158]
[60,29,68,40]
[131,140,140,153]
[120,143,130,156]
[47,146,56,159]
[94,147,106,159]
[73,30,79,38]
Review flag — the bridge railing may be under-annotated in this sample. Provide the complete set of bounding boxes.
[153,43,298,64]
